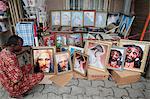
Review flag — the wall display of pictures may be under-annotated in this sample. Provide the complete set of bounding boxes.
[67,33,83,47]
[32,46,56,74]
[55,52,72,74]
[73,52,88,76]
[117,15,135,38]
[56,34,67,48]
[84,40,112,71]
[51,11,61,26]
[107,13,120,25]
[95,12,107,28]
[60,46,69,52]
[61,11,71,26]
[107,47,126,71]
[71,11,83,27]
[119,39,150,72]
[68,46,84,62]
[83,10,95,27]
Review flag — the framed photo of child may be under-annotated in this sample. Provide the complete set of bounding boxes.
[84,40,112,71]
[119,39,150,72]
[73,52,88,76]
[55,52,72,74]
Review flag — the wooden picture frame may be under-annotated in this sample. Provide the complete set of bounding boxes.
[83,10,96,27]
[55,51,72,74]
[61,11,71,26]
[71,11,83,27]
[95,12,107,28]
[107,46,126,71]
[51,11,61,26]
[119,39,150,72]
[32,46,56,74]
[73,52,88,76]
[84,40,112,71]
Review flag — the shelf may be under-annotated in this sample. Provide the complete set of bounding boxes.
[0,30,9,34]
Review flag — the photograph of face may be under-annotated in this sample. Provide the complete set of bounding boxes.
[95,12,107,28]
[56,34,67,48]
[73,52,88,76]
[84,11,95,26]
[108,47,126,70]
[51,11,60,26]
[71,11,83,27]
[123,44,144,69]
[33,48,54,73]
[61,11,71,26]
[55,52,72,74]
[86,42,108,70]
[67,34,82,47]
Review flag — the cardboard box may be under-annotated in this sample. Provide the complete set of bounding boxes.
[111,70,141,85]
[87,68,110,80]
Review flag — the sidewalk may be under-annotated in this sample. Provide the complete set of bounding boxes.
[0,77,149,99]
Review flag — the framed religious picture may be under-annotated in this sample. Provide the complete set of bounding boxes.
[84,40,112,71]
[107,13,120,25]
[83,10,96,27]
[119,39,150,72]
[107,46,126,71]
[73,52,88,76]
[32,46,56,74]
[95,12,107,28]
[61,11,71,26]
[67,33,83,47]
[51,11,61,26]
[60,46,69,52]
[55,52,72,74]
[71,11,83,27]
[68,46,84,62]
[43,35,51,46]
[55,33,67,48]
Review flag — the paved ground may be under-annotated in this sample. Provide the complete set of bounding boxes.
[0,77,150,99]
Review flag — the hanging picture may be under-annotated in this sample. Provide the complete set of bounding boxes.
[95,12,107,28]
[71,11,83,27]
[73,52,88,76]
[55,52,72,74]
[84,40,112,71]
[119,39,150,72]
[83,10,95,27]
[107,47,126,71]
[61,11,71,26]
[51,11,61,26]
[32,46,56,74]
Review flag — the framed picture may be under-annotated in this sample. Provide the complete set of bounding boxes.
[60,46,69,52]
[117,15,135,38]
[32,46,56,74]
[95,12,107,28]
[119,39,150,72]
[61,11,71,26]
[83,10,95,27]
[55,52,72,74]
[67,33,83,47]
[68,46,84,62]
[43,35,51,46]
[71,11,83,27]
[84,40,112,71]
[107,47,126,71]
[56,33,67,48]
[51,11,61,26]
[73,52,88,76]
[107,13,120,25]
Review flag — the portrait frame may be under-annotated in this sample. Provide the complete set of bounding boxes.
[32,46,56,74]
[51,11,61,26]
[71,11,83,27]
[55,51,72,75]
[119,39,150,72]
[55,33,67,48]
[107,46,126,71]
[83,10,96,27]
[84,40,112,72]
[61,11,71,26]
[73,52,88,77]
[95,12,107,28]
